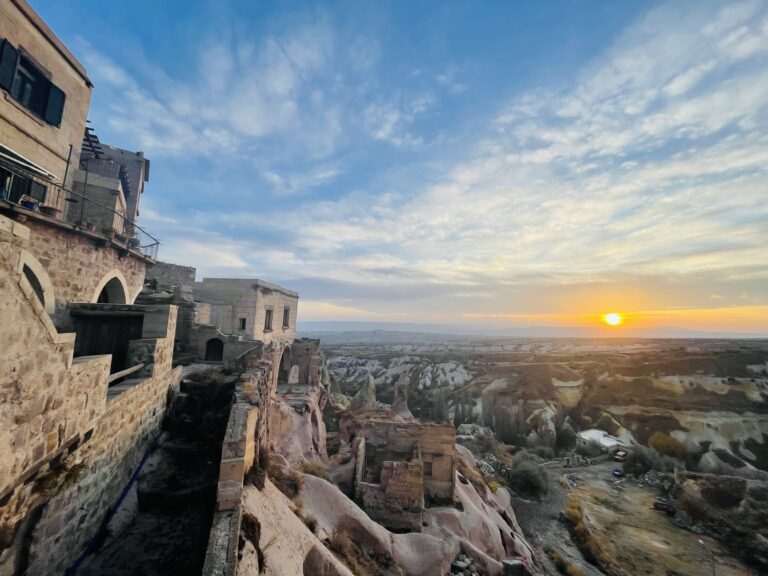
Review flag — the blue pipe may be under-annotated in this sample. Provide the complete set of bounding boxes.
[65,431,164,575]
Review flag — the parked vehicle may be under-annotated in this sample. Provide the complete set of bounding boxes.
[613,450,628,462]
[653,498,676,515]
[612,468,625,478]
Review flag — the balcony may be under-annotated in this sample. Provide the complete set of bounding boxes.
[0,158,159,259]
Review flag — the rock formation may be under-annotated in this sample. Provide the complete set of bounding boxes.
[350,372,378,412]
[392,372,414,420]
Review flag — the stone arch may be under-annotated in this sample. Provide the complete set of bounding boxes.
[92,271,129,304]
[205,338,224,361]
[276,345,291,386]
[17,250,55,314]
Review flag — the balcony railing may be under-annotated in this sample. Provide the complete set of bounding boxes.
[0,160,159,259]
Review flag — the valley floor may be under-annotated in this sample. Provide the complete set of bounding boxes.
[514,461,753,576]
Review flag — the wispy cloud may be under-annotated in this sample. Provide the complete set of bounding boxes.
[72,0,768,330]
[260,0,768,295]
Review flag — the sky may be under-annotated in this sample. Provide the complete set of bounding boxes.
[34,0,768,334]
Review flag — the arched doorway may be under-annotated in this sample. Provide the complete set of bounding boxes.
[97,277,127,303]
[277,346,291,386]
[205,338,224,361]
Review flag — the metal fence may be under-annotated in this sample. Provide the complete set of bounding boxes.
[0,160,159,259]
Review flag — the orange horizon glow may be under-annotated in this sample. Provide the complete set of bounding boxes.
[462,304,768,333]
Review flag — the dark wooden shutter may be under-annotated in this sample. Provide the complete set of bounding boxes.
[0,40,19,91]
[44,83,66,127]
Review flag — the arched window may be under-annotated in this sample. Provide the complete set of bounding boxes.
[205,338,224,361]
[97,277,127,304]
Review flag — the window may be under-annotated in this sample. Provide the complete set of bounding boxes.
[239,317,246,330]
[283,306,290,328]
[0,40,66,126]
[423,461,433,477]
[264,308,273,331]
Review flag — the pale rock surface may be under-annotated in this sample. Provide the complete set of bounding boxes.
[296,474,455,576]
[423,471,535,574]
[350,372,378,412]
[392,372,414,420]
[241,481,353,576]
[268,394,326,464]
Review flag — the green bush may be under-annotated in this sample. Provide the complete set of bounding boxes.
[623,445,676,475]
[506,461,548,499]
[648,432,688,460]
[557,428,576,451]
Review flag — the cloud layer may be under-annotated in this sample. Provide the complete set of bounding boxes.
[74,0,768,330]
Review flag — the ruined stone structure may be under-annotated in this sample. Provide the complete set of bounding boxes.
[350,418,456,531]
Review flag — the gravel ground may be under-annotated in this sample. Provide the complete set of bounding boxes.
[512,461,618,576]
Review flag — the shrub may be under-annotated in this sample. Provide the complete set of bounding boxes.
[239,512,265,568]
[506,461,548,500]
[557,428,577,451]
[531,446,555,460]
[245,451,269,490]
[545,545,585,576]
[563,494,621,576]
[457,454,488,498]
[329,526,394,576]
[301,459,329,480]
[303,514,318,534]
[623,445,676,475]
[267,459,303,499]
[649,432,688,460]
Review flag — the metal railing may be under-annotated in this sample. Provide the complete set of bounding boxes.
[0,159,159,259]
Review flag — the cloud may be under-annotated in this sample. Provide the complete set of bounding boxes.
[259,0,768,297]
[362,92,435,147]
[75,14,341,160]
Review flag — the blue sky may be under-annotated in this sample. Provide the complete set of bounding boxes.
[34,0,768,331]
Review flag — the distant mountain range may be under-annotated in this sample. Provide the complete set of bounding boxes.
[297,320,768,340]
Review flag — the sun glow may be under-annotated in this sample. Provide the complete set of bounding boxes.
[603,312,623,326]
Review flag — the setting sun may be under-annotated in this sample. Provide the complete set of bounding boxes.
[603,312,623,326]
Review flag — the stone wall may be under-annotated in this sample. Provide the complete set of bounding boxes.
[23,218,147,327]
[203,347,278,576]
[356,446,424,532]
[145,260,195,298]
[0,0,92,189]
[0,214,181,575]
[358,419,456,500]
[141,261,197,356]
[192,325,265,364]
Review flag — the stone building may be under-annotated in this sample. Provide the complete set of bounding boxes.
[193,277,299,361]
[0,4,180,574]
[0,0,91,194]
[71,137,151,241]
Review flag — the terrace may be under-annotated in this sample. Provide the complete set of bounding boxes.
[0,152,159,260]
